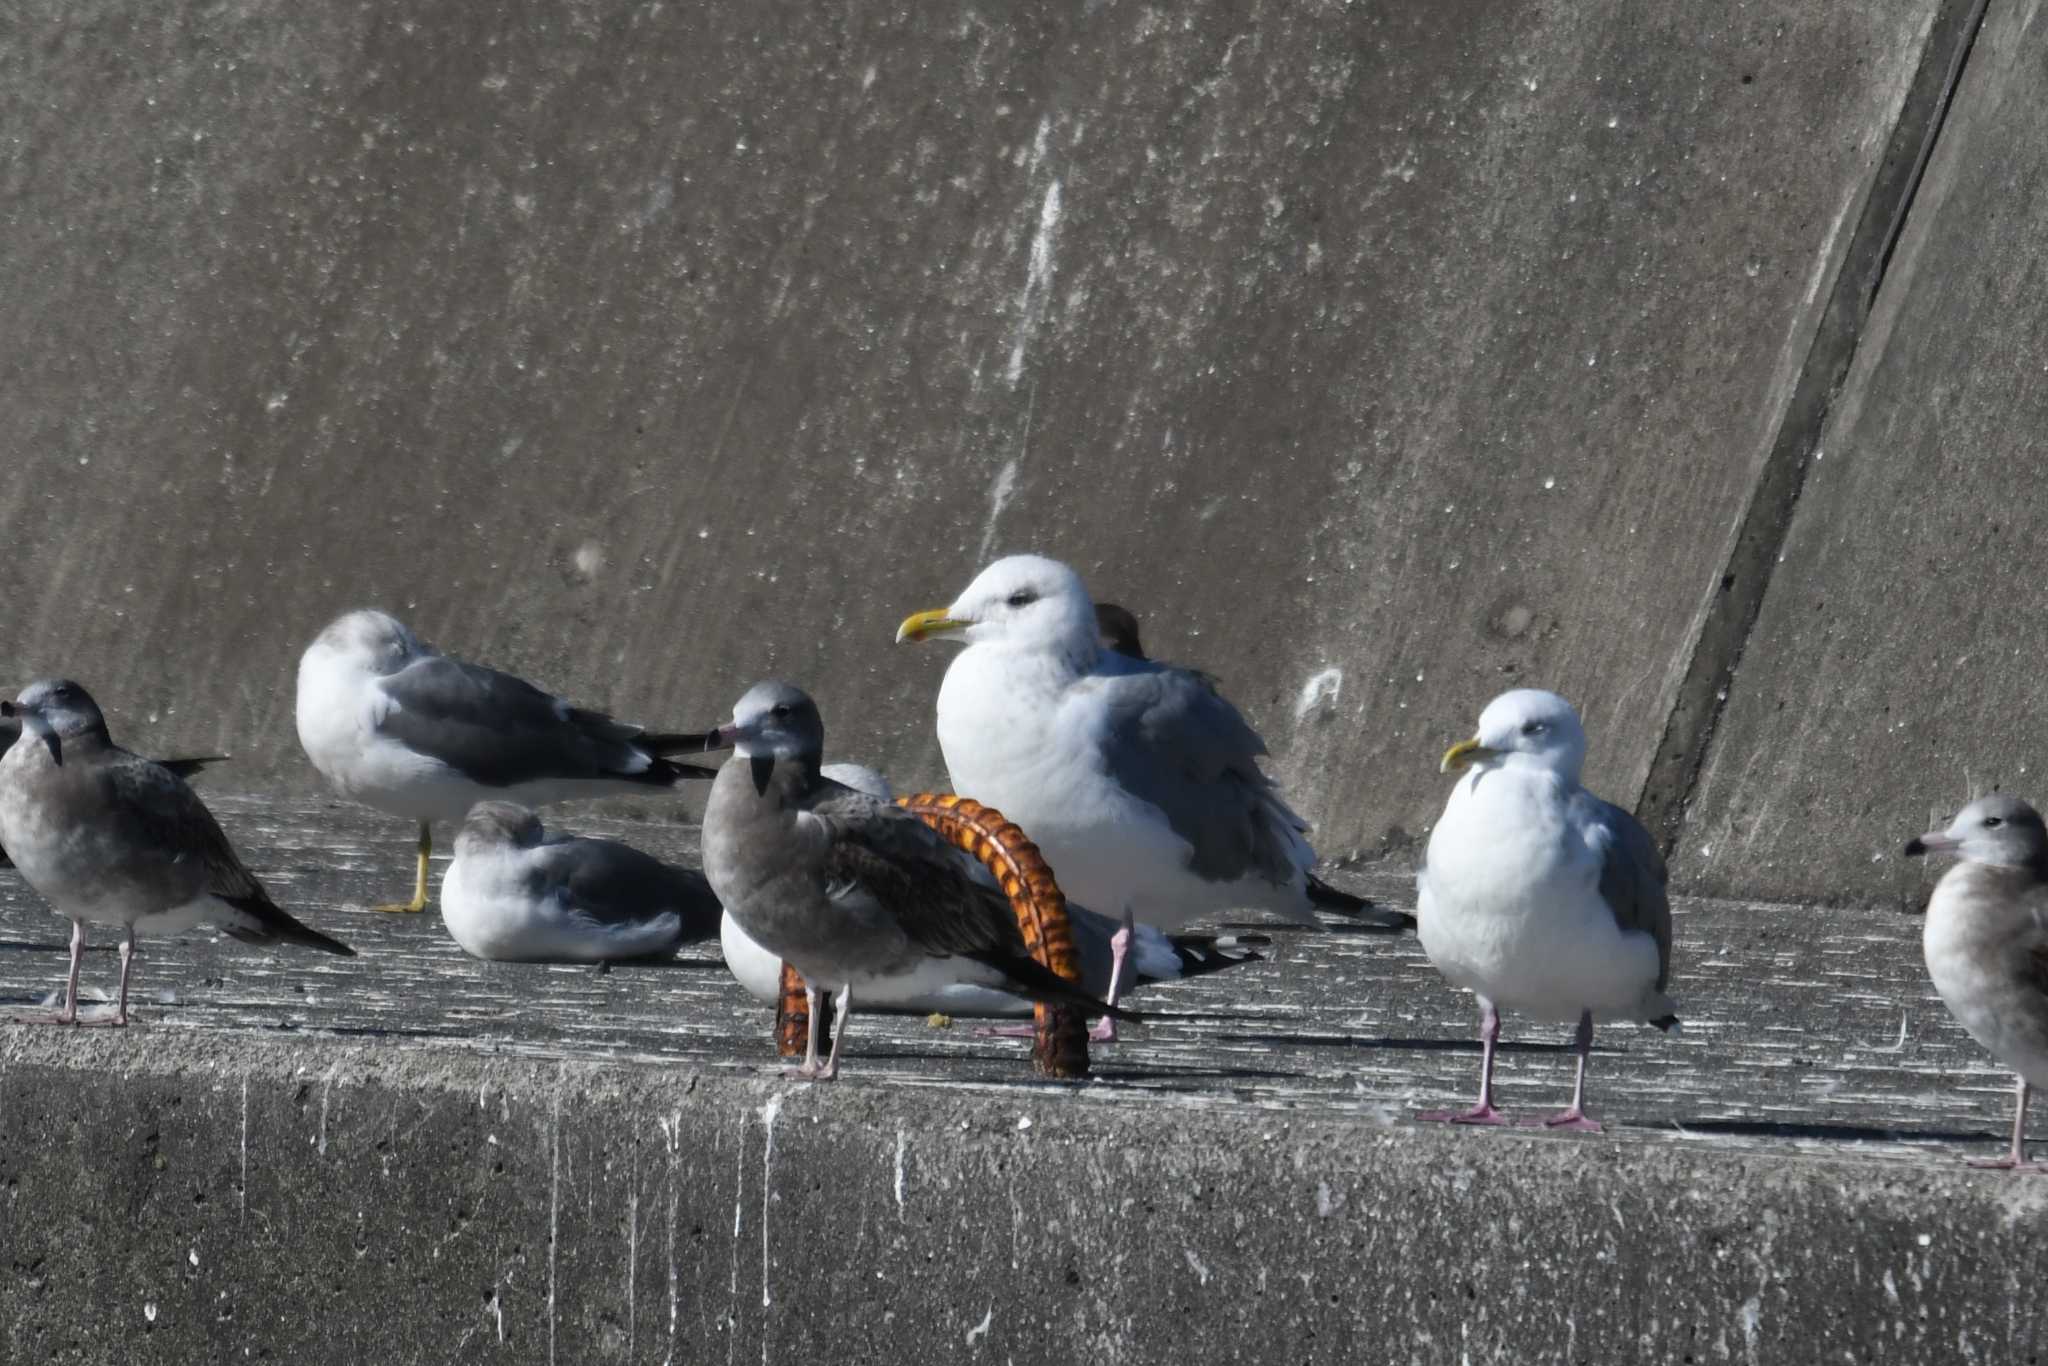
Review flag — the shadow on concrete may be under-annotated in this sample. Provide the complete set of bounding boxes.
[1672,1118,1998,1144]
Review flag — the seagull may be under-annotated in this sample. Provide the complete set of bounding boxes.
[0,679,354,1025]
[439,801,723,962]
[717,761,1268,1017]
[0,719,224,869]
[1904,794,2048,1172]
[695,680,1134,1081]
[295,609,715,914]
[895,554,1406,1030]
[1417,689,1676,1131]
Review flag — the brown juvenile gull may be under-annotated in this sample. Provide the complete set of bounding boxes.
[0,679,354,1025]
[1418,688,1676,1131]
[0,717,223,869]
[1905,794,2048,1172]
[717,761,1268,1017]
[896,555,1407,1037]
[439,801,722,962]
[693,680,1134,1081]
[295,609,714,914]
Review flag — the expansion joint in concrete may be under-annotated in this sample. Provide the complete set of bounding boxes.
[1634,0,1994,860]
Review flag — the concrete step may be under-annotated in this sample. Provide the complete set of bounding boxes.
[2,799,2042,1363]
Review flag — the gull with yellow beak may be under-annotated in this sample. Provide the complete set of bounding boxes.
[897,554,1407,1039]
[1417,688,1677,1131]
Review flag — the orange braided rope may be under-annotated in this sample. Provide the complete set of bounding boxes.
[897,792,1089,1079]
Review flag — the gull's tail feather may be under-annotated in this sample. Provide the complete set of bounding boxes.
[217,893,357,956]
[1162,932,1270,982]
[1306,873,1414,931]
[970,949,1143,1023]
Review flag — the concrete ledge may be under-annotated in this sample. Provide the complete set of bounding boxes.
[2,802,2046,1364]
[4,1030,2046,1366]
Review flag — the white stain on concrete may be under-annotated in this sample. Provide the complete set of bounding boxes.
[1005,153,1063,387]
[1295,668,1342,721]
[965,1306,994,1347]
[977,459,1020,562]
[759,1093,783,1309]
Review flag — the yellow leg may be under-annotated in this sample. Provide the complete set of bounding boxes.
[372,823,432,913]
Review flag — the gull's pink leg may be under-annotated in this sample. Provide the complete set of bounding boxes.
[15,920,87,1026]
[1538,1011,1602,1132]
[1087,906,1135,1044]
[1967,1078,2046,1172]
[814,987,852,1082]
[980,906,1135,1043]
[110,927,137,1027]
[782,983,827,1081]
[1420,999,1510,1125]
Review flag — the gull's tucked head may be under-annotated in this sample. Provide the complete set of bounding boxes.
[710,681,826,763]
[896,554,1097,660]
[1905,794,2048,869]
[3,678,110,743]
[458,801,546,855]
[306,609,421,676]
[1440,689,1588,782]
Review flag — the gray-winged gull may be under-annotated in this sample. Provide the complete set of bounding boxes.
[717,760,1268,1017]
[439,801,723,963]
[895,554,1406,1033]
[0,717,224,869]
[295,609,714,914]
[1904,793,2048,1172]
[694,680,1134,1081]
[1418,688,1676,1130]
[0,679,354,1025]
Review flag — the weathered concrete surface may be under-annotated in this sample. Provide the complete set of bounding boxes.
[4,802,2047,1362]
[0,0,1951,870]
[1675,0,2048,904]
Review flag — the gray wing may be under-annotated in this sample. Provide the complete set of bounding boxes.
[805,793,1027,960]
[103,753,354,954]
[804,792,1123,1013]
[1573,792,1671,991]
[529,835,723,942]
[376,654,667,788]
[1084,660,1306,885]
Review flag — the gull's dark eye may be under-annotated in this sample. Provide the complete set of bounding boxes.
[1005,589,1037,608]
[770,705,791,719]
[1520,720,1546,737]
[1985,816,2005,829]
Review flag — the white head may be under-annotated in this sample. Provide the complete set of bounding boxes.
[895,554,1098,663]
[304,609,422,676]
[1439,688,1588,783]
[1904,794,2048,870]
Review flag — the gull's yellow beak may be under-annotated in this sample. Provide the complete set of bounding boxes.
[895,608,970,644]
[1440,737,1495,775]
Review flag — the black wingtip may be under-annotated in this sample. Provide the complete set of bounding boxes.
[1903,838,1927,857]
[1166,932,1272,981]
[1650,1014,1680,1034]
[1306,874,1412,931]
[160,755,231,780]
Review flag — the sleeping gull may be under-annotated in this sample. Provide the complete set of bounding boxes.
[695,680,1134,1081]
[1904,794,2048,1172]
[1417,689,1676,1131]
[440,801,722,962]
[296,609,714,914]
[718,761,1269,1017]
[895,554,1406,1031]
[0,679,354,1025]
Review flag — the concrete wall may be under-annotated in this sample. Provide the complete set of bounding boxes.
[0,0,2023,901]
[5,1032,2043,1365]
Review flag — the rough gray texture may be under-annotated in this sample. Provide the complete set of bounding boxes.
[4,803,2048,1362]
[1676,0,2040,903]
[0,0,1953,880]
